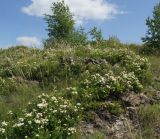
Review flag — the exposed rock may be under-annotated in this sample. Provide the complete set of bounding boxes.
[80,93,158,138]
[99,111,114,122]
[98,111,118,125]
[93,112,106,128]
[109,116,134,139]
[126,107,138,122]
[81,111,135,139]
[121,93,151,107]
[84,58,107,65]
[156,91,160,98]
[79,121,95,134]
[153,91,160,103]
[84,58,99,64]
[155,125,160,136]
[86,111,109,129]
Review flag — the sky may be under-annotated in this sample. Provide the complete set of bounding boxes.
[0,0,159,48]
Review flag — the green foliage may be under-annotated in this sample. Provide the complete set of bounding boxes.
[10,59,60,82]
[106,36,122,48]
[142,2,160,53]
[148,56,160,91]
[0,46,41,78]
[84,102,123,116]
[139,104,160,125]
[80,131,105,139]
[1,1,160,138]
[140,45,160,55]
[0,83,45,122]
[0,94,82,139]
[89,27,103,42]
[0,77,17,96]
[89,48,151,83]
[138,104,160,138]
[80,71,143,101]
[44,1,88,48]
[0,43,156,139]
[45,0,74,40]
[66,27,88,46]
[1,46,150,91]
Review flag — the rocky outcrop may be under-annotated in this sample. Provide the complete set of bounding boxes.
[153,91,160,103]
[121,92,151,107]
[80,92,158,139]
[80,111,134,139]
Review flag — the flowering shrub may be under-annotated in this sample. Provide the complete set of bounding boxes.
[89,48,151,82]
[81,71,143,101]
[0,43,155,139]
[1,47,150,87]
[0,93,82,139]
[122,55,151,82]
[66,87,78,100]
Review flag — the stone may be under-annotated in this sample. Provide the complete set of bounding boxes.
[109,117,133,139]
[122,93,151,107]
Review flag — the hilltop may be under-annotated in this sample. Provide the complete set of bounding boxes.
[0,43,159,139]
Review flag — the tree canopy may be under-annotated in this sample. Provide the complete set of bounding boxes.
[142,2,160,51]
[44,1,88,47]
[45,0,74,40]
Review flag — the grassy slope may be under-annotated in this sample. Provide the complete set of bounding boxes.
[138,55,160,139]
[0,45,159,138]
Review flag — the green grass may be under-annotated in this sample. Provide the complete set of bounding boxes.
[0,83,46,121]
[137,104,160,139]
[0,44,159,138]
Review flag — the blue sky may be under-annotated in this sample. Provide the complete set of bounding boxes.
[0,0,159,48]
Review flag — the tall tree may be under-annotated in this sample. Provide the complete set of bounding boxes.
[142,2,160,50]
[45,0,74,40]
[67,26,88,45]
[89,27,103,42]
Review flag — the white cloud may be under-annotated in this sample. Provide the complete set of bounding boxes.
[22,0,53,17]
[22,0,124,23]
[16,36,42,47]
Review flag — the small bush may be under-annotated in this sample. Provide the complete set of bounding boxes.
[105,36,122,48]
[0,77,17,96]
[89,48,151,83]
[80,71,143,101]
[0,93,82,139]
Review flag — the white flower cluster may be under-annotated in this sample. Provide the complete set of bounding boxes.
[0,128,5,134]
[0,121,8,135]
[124,54,150,75]
[90,48,150,81]
[82,71,143,100]
[66,87,78,95]
[0,93,82,138]
[119,71,143,91]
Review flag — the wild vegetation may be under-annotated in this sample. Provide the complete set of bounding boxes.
[0,1,160,139]
[142,2,160,55]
